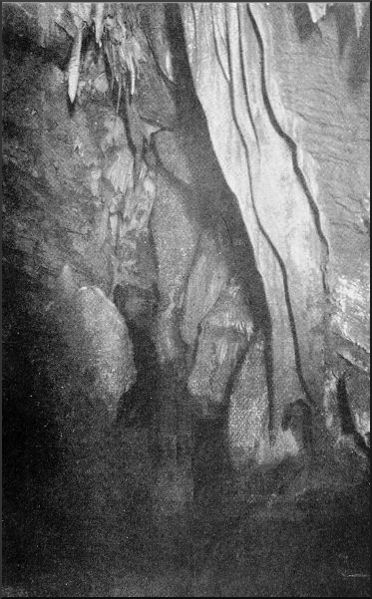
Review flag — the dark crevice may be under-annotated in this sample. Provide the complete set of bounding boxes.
[236,6,260,149]
[163,3,194,110]
[113,283,159,428]
[334,2,357,58]
[337,375,357,436]
[347,5,370,91]
[210,4,230,86]
[139,7,178,94]
[337,375,370,457]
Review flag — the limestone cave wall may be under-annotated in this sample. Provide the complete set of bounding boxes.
[2,3,370,595]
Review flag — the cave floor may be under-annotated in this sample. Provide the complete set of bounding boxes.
[3,422,370,598]
[3,469,370,598]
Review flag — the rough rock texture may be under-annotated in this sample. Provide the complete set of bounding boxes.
[228,331,299,471]
[180,228,231,349]
[188,280,254,417]
[147,98,267,528]
[2,14,158,572]
[3,52,111,296]
[57,282,136,419]
[150,170,199,364]
[249,3,370,442]
[181,2,370,456]
[2,2,73,66]
[345,369,370,445]
[181,3,325,440]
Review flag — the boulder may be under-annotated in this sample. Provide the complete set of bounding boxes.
[60,285,136,420]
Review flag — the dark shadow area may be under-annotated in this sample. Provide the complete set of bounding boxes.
[348,5,370,91]
[337,375,370,457]
[2,267,156,593]
[337,374,356,436]
[2,266,67,571]
[292,3,321,42]
[113,283,159,429]
[163,3,194,109]
[2,11,71,70]
[333,2,356,57]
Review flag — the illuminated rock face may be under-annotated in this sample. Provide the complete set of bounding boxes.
[181,3,370,449]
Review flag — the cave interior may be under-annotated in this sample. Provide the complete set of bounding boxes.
[2,2,370,597]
